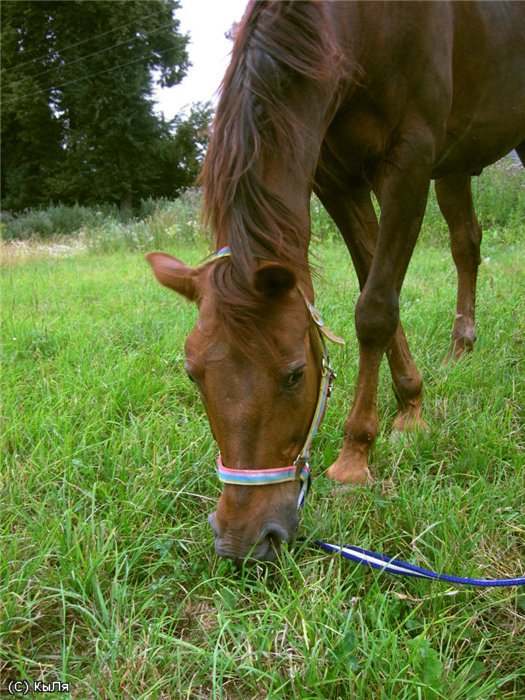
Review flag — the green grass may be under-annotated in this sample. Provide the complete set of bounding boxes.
[1,165,524,698]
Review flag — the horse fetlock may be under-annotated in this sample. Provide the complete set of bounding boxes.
[392,402,429,434]
[343,415,379,445]
[444,326,476,363]
[327,440,374,485]
[393,375,423,406]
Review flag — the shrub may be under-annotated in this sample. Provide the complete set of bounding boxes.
[83,191,206,254]
[1,203,119,240]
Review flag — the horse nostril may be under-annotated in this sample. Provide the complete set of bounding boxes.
[208,512,219,537]
[260,523,289,548]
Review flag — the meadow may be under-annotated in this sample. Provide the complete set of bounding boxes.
[1,159,524,698]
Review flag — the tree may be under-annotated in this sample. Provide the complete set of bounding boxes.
[157,102,213,199]
[1,2,64,209]
[1,0,202,211]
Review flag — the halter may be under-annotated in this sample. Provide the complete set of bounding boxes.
[208,247,344,507]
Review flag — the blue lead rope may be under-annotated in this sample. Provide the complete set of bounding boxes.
[206,247,524,587]
[315,541,525,587]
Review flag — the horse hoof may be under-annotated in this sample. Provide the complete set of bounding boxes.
[326,461,373,485]
[442,338,475,365]
[392,414,430,435]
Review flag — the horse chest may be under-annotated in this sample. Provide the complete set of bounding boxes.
[323,109,390,178]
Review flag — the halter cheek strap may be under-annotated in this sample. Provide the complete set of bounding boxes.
[207,247,344,508]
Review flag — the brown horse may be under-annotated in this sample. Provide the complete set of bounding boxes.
[148,1,525,563]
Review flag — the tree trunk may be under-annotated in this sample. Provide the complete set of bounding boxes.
[120,190,133,219]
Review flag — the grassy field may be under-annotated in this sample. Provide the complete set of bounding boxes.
[1,163,524,698]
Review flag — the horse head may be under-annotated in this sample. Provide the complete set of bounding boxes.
[147,250,340,564]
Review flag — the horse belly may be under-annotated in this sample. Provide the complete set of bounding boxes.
[434,91,525,177]
[433,3,525,176]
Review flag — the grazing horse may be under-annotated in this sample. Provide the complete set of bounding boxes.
[148,1,525,562]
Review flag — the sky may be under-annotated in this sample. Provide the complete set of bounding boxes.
[153,0,248,119]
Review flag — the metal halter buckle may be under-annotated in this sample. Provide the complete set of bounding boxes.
[323,357,337,397]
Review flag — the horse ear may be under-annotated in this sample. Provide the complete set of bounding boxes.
[254,262,296,299]
[146,252,199,302]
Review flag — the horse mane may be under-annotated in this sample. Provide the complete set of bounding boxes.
[199,1,346,360]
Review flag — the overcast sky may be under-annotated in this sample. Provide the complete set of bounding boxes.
[153,0,248,119]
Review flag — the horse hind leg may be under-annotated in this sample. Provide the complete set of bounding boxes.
[435,174,482,362]
[387,323,429,434]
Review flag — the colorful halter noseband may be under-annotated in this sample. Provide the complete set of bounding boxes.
[208,247,344,507]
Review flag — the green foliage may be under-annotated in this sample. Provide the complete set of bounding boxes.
[1,0,210,212]
[0,3,64,209]
[163,103,214,197]
[1,203,119,239]
[408,635,444,696]
[1,190,204,250]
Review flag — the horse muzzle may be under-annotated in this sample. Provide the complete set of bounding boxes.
[208,512,298,563]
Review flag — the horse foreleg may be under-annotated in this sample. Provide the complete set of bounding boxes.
[331,124,435,483]
[326,343,381,484]
[315,169,427,483]
[435,174,482,362]
[326,322,428,482]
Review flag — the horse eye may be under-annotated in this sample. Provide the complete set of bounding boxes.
[285,369,304,388]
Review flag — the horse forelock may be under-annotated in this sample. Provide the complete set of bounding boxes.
[205,256,303,368]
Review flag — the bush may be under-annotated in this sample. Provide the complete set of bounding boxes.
[2,159,521,251]
[1,203,119,240]
[83,190,206,254]
[0,191,207,250]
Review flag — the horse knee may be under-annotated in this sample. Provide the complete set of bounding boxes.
[393,373,423,403]
[450,223,482,270]
[355,291,399,347]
